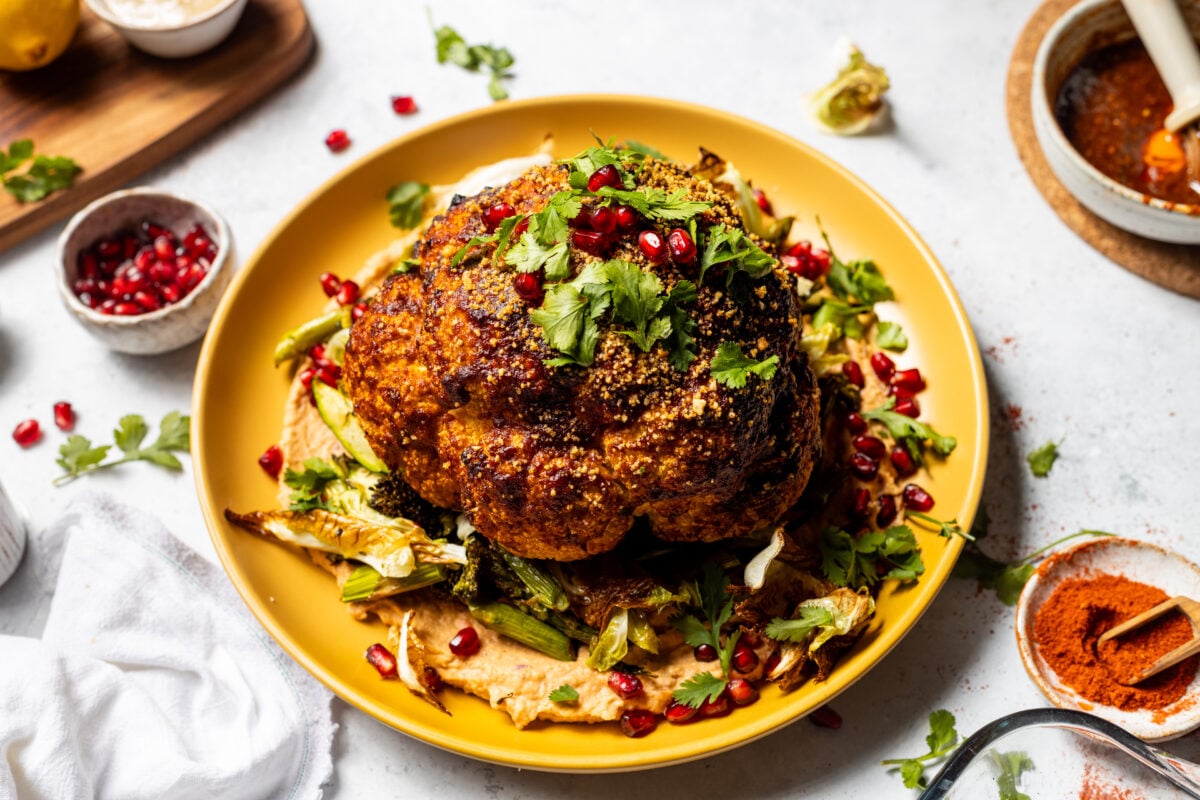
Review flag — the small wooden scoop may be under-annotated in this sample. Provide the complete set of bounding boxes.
[1098,596,1200,683]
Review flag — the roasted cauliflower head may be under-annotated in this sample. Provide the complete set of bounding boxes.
[344,153,821,560]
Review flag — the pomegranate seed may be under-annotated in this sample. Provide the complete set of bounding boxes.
[449,626,481,657]
[335,280,361,306]
[351,302,369,322]
[588,205,616,234]
[587,164,622,192]
[365,643,398,679]
[133,290,160,311]
[151,235,173,261]
[699,691,732,718]
[141,221,170,240]
[870,352,895,381]
[614,205,638,230]
[571,229,611,256]
[727,678,758,706]
[607,671,644,700]
[851,487,872,518]
[638,230,668,264]
[619,709,658,738]
[845,412,867,435]
[876,494,898,527]
[123,234,140,258]
[667,228,696,264]
[481,202,515,232]
[311,343,329,362]
[319,272,342,297]
[159,284,182,305]
[316,364,341,387]
[889,384,915,401]
[894,397,921,418]
[809,705,842,729]
[811,248,831,272]
[73,277,99,297]
[96,238,121,258]
[298,367,317,390]
[148,261,175,284]
[325,129,351,153]
[513,273,543,303]
[852,435,887,459]
[693,643,718,662]
[842,360,864,388]
[752,187,773,215]
[849,452,879,480]
[98,299,117,315]
[178,265,207,292]
[664,699,699,724]
[513,217,529,236]
[391,95,418,115]
[787,240,813,258]
[113,301,141,316]
[78,251,99,279]
[903,484,935,512]
[892,368,926,394]
[422,666,443,693]
[12,419,41,447]
[732,640,759,673]
[890,446,917,477]
[258,444,283,479]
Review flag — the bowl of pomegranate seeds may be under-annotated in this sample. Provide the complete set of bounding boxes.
[56,187,233,355]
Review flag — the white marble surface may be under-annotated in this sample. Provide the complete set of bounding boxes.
[2,0,1199,796]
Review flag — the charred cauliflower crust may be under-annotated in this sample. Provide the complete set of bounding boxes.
[344,158,821,560]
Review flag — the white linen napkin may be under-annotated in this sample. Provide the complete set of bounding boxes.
[0,493,334,800]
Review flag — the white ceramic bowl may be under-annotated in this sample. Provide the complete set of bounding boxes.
[84,0,248,58]
[1015,537,1200,742]
[1031,0,1200,244]
[56,188,233,355]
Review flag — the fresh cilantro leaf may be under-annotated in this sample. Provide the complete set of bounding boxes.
[925,709,958,752]
[432,22,514,101]
[664,280,699,371]
[153,411,190,452]
[548,684,579,704]
[671,614,712,649]
[530,283,593,365]
[604,259,665,351]
[621,139,669,160]
[114,414,149,454]
[820,525,925,589]
[875,320,908,351]
[56,435,111,482]
[811,299,869,341]
[672,671,727,709]
[506,232,568,278]
[862,398,957,457]
[993,750,1034,800]
[710,341,779,389]
[994,564,1036,606]
[386,181,431,229]
[1026,439,1061,478]
[882,709,961,790]
[52,411,190,486]
[698,224,777,286]
[283,457,342,511]
[899,759,927,790]
[764,606,835,643]
[670,561,739,697]
[906,511,974,542]
[566,143,639,189]
[0,139,33,174]
[3,151,82,203]
[595,186,711,222]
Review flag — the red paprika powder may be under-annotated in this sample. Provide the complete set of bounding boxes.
[1032,573,1198,712]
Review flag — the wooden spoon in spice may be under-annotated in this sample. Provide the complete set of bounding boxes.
[1098,596,1200,684]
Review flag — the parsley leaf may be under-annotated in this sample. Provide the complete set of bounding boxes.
[1026,438,1062,478]
[875,320,908,351]
[1,139,81,204]
[663,280,699,371]
[595,186,711,222]
[0,139,33,173]
[820,525,924,589]
[432,22,515,101]
[548,684,579,704]
[386,181,431,229]
[811,298,869,341]
[710,341,779,388]
[52,412,190,486]
[283,457,342,511]
[862,398,957,458]
[621,139,669,160]
[671,561,739,708]
[993,750,1035,800]
[698,224,777,286]
[763,605,835,643]
[673,671,728,708]
[881,709,960,790]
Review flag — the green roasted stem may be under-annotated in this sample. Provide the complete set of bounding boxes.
[341,563,445,603]
[273,308,350,366]
[498,549,569,611]
[470,602,575,662]
[546,611,599,645]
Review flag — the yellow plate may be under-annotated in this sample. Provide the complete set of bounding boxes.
[193,95,989,772]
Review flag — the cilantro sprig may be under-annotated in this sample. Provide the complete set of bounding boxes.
[54,412,189,485]
[875,320,908,351]
[432,21,514,100]
[993,750,1035,800]
[548,684,579,704]
[386,181,431,229]
[882,709,960,789]
[763,605,835,642]
[821,226,895,306]
[1026,438,1061,478]
[698,224,777,286]
[1,139,81,203]
[282,457,342,511]
[671,561,741,708]
[861,397,957,464]
[820,525,924,589]
[710,342,779,388]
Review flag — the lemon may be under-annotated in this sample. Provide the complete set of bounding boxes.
[0,0,79,72]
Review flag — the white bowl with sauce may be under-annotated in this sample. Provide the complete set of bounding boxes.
[1031,0,1200,244]
[85,0,249,58]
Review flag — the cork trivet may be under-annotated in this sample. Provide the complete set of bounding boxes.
[1007,0,1200,299]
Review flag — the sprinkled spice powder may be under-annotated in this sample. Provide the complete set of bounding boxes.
[1033,573,1198,712]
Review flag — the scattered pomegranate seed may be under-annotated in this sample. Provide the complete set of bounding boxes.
[876,494,898,527]
[693,643,718,662]
[571,229,611,256]
[316,364,341,387]
[903,483,935,512]
[809,705,842,729]
[664,699,699,724]
[351,302,369,322]
[449,626,481,657]
[638,230,668,264]
[667,228,697,264]
[325,129,351,153]
[870,352,895,381]
[782,240,831,279]
[699,691,732,718]
[391,95,418,115]
[588,205,616,234]
[365,643,398,679]
[842,360,864,388]
[892,368,926,394]
[53,401,75,432]
[258,445,283,479]
[513,273,543,303]
[851,487,871,518]
[335,280,361,306]
[845,412,867,435]
[319,272,342,297]
[727,678,759,706]
[894,397,921,418]
[731,640,759,673]
[481,202,515,232]
[619,709,658,738]
[852,435,887,459]
[752,187,773,215]
[607,671,644,700]
[12,419,41,447]
[614,205,638,230]
[422,666,443,693]
[587,164,622,193]
[890,445,917,477]
[849,452,880,481]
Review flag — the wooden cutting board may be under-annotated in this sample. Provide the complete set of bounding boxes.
[0,0,313,254]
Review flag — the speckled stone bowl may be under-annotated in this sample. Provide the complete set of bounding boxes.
[56,188,233,355]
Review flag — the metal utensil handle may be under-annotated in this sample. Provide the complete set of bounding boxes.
[918,707,1200,800]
